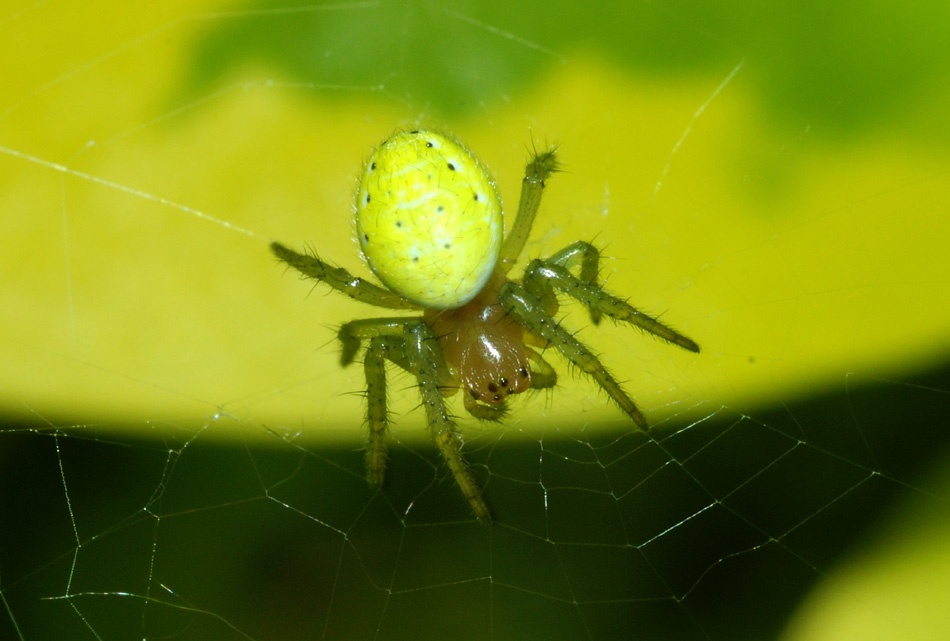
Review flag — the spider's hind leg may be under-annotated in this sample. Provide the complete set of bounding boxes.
[271,241,419,310]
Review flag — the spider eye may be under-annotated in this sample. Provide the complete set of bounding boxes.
[355,130,504,309]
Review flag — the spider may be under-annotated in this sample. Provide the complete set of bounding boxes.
[271,130,699,522]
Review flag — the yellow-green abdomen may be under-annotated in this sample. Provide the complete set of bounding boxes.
[355,130,504,309]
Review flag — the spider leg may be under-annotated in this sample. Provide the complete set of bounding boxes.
[339,317,417,366]
[335,319,413,488]
[338,318,488,520]
[501,282,650,428]
[546,241,604,324]
[363,335,393,487]
[499,146,560,273]
[271,241,420,310]
[402,321,491,522]
[522,258,700,353]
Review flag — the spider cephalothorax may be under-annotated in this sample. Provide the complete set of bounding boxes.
[425,270,534,410]
[271,130,699,522]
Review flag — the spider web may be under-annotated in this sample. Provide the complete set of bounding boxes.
[3,1,950,640]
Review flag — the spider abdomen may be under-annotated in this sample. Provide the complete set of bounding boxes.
[355,130,504,309]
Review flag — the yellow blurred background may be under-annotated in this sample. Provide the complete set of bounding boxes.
[4,1,947,430]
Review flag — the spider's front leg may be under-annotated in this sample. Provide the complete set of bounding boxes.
[500,283,651,428]
[339,318,491,522]
[522,253,700,354]
[402,321,491,522]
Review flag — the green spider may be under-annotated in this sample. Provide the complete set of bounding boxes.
[271,130,699,522]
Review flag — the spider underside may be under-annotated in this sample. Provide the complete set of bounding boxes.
[271,141,699,522]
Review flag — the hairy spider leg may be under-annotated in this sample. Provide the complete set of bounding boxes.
[338,320,415,488]
[402,322,491,522]
[363,336,391,487]
[546,241,605,324]
[500,282,651,428]
[499,147,560,274]
[337,317,491,521]
[271,241,419,310]
[274,240,492,519]
[339,318,414,366]
[522,258,701,354]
